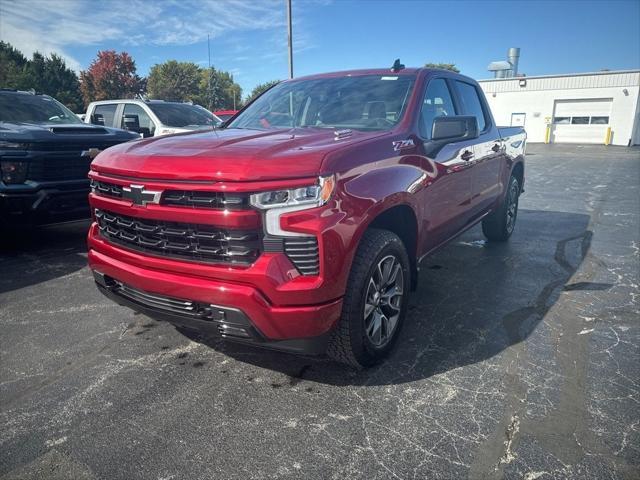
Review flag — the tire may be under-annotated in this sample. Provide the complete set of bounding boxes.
[482,175,520,242]
[327,228,411,368]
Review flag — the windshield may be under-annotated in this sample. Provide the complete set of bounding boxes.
[147,103,218,128]
[0,93,83,124]
[228,74,416,132]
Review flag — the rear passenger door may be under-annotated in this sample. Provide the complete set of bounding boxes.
[453,80,504,216]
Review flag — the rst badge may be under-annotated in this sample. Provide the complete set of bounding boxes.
[122,185,162,206]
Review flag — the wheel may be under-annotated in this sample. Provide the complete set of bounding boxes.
[482,175,520,242]
[327,228,410,368]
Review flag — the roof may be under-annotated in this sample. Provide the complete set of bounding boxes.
[478,69,640,83]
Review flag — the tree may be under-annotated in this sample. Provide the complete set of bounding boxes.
[0,42,83,112]
[25,53,83,112]
[80,50,143,106]
[246,80,280,104]
[146,61,242,110]
[0,41,29,89]
[424,63,460,73]
[147,61,201,102]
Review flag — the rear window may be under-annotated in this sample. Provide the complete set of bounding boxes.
[228,74,416,132]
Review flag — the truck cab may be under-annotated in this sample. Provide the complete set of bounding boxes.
[87,67,525,367]
[84,100,222,138]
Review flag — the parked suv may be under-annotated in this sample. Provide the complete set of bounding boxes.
[87,66,525,367]
[84,100,222,137]
[0,90,138,227]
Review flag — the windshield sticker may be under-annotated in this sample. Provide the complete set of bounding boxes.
[380,76,398,81]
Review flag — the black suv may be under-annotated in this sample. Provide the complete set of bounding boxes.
[0,90,138,227]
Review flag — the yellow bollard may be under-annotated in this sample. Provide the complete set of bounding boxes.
[545,125,551,144]
[604,127,612,146]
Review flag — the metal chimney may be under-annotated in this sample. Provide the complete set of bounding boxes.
[508,47,520,77]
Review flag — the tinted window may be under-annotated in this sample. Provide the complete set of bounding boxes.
[590,116,609,124]
[553,117,570,124]
[455,81,487,131]
[571,116,589,125]
[147,103,217,128]
[420,78,456,139]
[228,75,416,132]
[92,104,117,126]
[121,104,156,137]
[0,93,82,124]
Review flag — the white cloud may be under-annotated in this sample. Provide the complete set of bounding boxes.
[0,0,289,71]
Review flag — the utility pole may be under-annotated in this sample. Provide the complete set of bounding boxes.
[207,34,212,110]
[287,0,293,79]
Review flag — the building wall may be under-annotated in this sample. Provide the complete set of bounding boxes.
[479,71,640,146]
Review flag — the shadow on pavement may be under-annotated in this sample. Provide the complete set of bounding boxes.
[181,209,597,386]
[0,220,90,294]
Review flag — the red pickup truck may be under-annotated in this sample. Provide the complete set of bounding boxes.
[88,66,525,367]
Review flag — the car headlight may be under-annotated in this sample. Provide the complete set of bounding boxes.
[1,160,28,184]
[250,175,335,236]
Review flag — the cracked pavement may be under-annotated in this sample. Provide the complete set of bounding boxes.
[1,144,638,479]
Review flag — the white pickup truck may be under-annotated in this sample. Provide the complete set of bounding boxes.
[84,99,222,137]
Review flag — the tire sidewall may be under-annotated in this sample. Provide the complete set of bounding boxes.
[351,235,410,365]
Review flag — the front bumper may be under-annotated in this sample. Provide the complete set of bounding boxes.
[0,180,90,226]
[88,243,343,354]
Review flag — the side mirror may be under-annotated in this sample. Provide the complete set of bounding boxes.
[432,115,478,142]
[123,114,140,131]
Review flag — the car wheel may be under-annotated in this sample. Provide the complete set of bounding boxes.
[482,175,520,242]
[327,228,410,368]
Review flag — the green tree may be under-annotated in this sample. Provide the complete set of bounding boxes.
[424,63,460,73]
[147,61,201,102]
[0,42,83,111]
[197,68,242,110]
[0,41,29,89]
[25,52,83,112]
[246,80,280,104]
[80,50,143,106]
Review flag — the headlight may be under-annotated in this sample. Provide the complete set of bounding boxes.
[250,175,335,236]
[1,160,28,184]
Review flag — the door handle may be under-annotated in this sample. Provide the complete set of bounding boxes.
[461,150,474,161]
[491,143,501,152]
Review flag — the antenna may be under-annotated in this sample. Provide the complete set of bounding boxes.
[207,34,212,110]
[391,59,405,72]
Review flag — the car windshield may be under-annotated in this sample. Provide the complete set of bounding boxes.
[147,103,218,128]
[0,93,83,124]
[227,74,416,132]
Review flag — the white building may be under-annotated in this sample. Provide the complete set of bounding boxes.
[479,70,640,146]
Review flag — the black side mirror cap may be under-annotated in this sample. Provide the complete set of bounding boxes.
[432,115,479,142]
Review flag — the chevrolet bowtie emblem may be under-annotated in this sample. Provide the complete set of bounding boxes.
[122,185,162,206]
[80,147,102,159]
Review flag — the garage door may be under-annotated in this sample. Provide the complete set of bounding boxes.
[551,98,612,144]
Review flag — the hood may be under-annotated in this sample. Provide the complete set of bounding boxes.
[91,127,388,181]
[0,122,138,143]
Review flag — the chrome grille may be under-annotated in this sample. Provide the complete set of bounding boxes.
[95,209,261,265]
[284,237,320,276]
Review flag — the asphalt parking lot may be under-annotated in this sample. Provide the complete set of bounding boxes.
[1,144,638,480]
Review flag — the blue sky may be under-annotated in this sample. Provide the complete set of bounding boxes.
[1,0,638,99]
